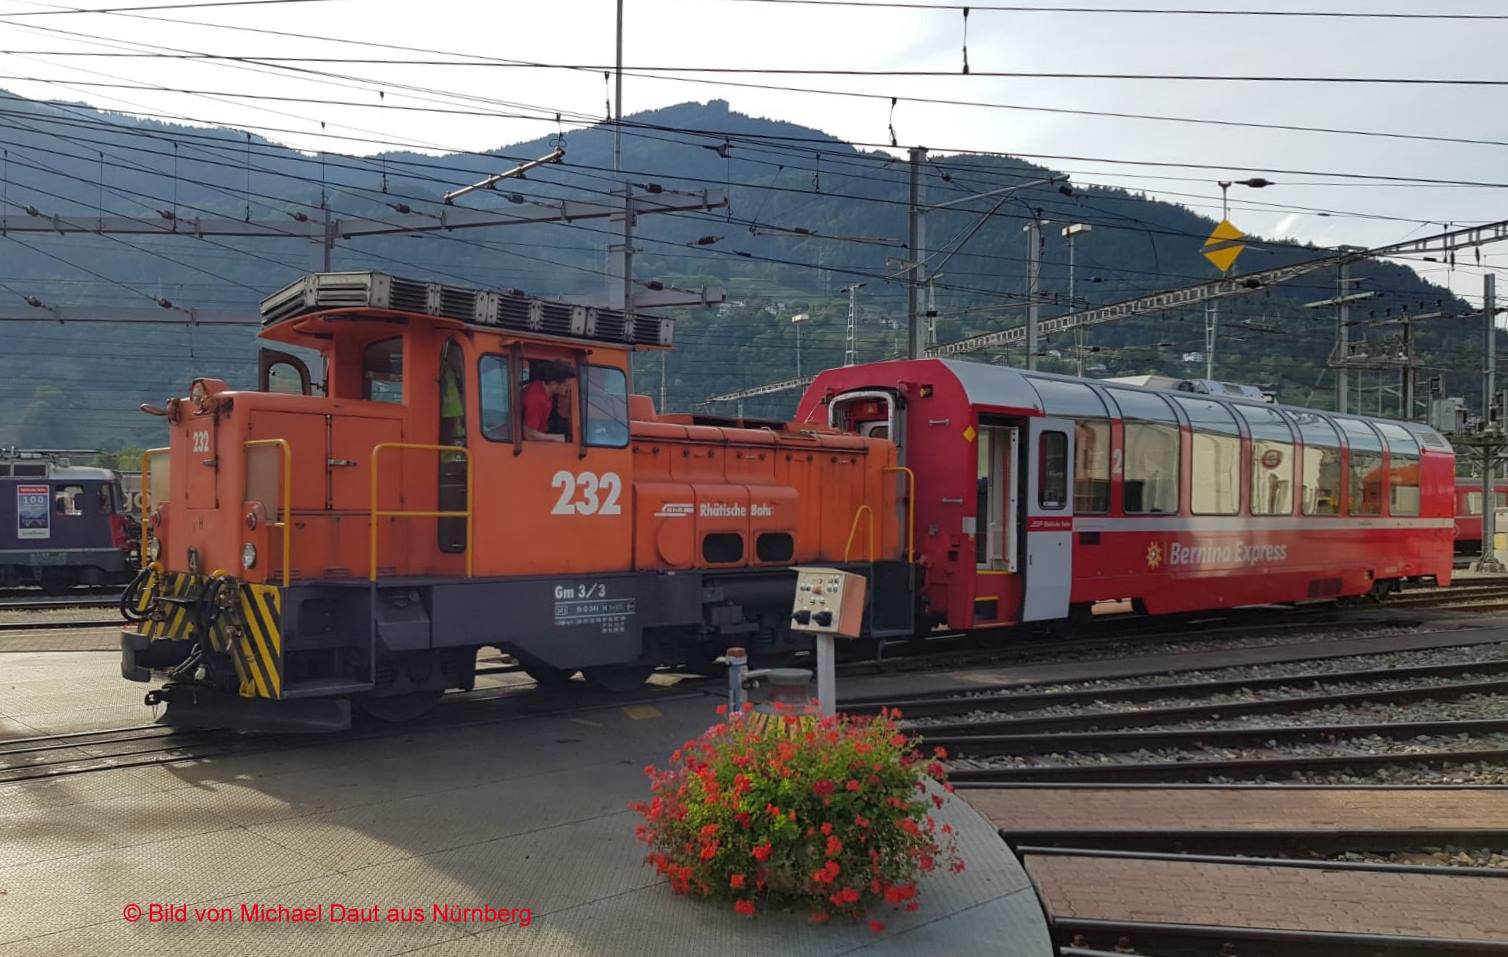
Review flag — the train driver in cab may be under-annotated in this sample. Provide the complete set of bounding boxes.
[522,361,576,442]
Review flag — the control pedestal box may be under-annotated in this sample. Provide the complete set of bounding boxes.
[790,567,867,640]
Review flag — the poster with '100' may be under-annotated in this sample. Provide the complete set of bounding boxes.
[17,485,50,540]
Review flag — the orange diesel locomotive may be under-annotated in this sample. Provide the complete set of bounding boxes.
[122,272,911,729]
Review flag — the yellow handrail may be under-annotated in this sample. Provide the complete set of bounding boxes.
[369,442,473,582]
[882,465,916,564]
[138,447,169,567]
[244,438,292,588]
[843,504,875,563]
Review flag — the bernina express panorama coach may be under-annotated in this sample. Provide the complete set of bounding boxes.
[120,272,1455,731]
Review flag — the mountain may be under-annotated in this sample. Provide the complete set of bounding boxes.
[0,91,1483,451]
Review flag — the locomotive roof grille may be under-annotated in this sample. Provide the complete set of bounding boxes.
[259,271,673,349]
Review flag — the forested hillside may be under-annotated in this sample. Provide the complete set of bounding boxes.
[0,91,1482,449]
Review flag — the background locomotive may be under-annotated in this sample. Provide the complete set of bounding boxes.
[120,272,1455,731]
[1,448,137,592]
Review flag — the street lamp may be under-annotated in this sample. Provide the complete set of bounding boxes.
[1063,223,1093,376]
[791,312,810,379]
[1207,178,1274,382]
[1215,177,1272,219]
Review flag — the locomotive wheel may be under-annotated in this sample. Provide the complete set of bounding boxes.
[522,664,578,689]
[354,690,443,723]
[583,664,654,693]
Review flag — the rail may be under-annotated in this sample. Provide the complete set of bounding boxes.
[137,447,169,566]
[368,442,473,581]
[843,504,875,563]
[243,438,292,588]
[883,465,915,563]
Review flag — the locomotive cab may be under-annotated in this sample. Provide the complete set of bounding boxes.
[123,272,909,732]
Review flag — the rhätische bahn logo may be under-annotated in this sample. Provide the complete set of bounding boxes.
[1145,541,1164,570]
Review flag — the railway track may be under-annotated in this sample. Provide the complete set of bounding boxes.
[842,617,1508,954]
[0,618,121,632]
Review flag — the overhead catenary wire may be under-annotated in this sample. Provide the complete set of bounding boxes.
[11,0,1505,158]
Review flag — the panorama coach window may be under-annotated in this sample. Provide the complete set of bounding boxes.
[1289,411,1342,516]
[1377,422,1421,516]
[362,337,403,404]
[1108,388,1180,514]
[1236,404,1295,515]
[478,355,512,441]
[1038,431,1069,510]
[1336,417,1385,516]
[1173,396,1241,516]
[585,366,631,448]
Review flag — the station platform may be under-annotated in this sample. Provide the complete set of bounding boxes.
[0,651,1053,956]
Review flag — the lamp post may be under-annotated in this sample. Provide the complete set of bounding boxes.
[1063,223,1092,376]
[1208,178,1272,381]
[791,312,810,379]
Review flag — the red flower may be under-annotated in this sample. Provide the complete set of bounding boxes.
[752,842,772,862]
[933,745,949,759]
[825,835,844,857]
[820,822,833,836]
[869,920,887,933]
[809,911,830,925]
[734,812,752,828]
[854,814,870,828]
[931,794,945,809]
[926,761,946,778]
[700,823,720,838]
[890,734,907,747]
[840,887,861,904]
[729,873,746,890]
[812,779,836,796]
[846,779,861,792]
[699,842,718,861]
[734,899,755,917]
[715,703,729,716]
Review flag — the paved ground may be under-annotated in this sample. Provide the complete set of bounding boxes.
[1026,851,1508,943]
[0,652,1052,957]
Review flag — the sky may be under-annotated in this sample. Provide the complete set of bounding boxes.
[0,0,1504,302]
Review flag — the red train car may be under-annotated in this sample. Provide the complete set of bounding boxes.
[1454,479,1508,555]
[798,359,1454,630]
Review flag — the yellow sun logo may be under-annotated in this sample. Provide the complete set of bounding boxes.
[1146,541,1163,570]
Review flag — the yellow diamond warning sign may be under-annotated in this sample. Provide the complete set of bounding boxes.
[962,425,977,443]
[1202,219,1246,273]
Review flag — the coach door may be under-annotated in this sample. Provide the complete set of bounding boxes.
[1022,417,1074,622]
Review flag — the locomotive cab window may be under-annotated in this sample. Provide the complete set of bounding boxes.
[55,485,84,516]
[478,355,512,442]
[362,337,404,404]
[1289,411,1342,516]
[1108,388,1180,514]
[437,338,468,554]
[585,365,630,448]
[1336,417,1385,516]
